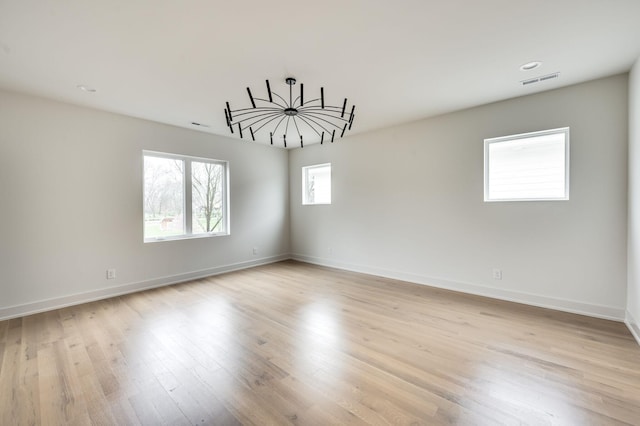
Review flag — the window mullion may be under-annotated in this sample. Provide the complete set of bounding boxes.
[185,160,193,235]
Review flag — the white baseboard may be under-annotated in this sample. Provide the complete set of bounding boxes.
[626,310,640,346]
[0,254,290,321]
[292,254,626,322]
[3,252,630,330]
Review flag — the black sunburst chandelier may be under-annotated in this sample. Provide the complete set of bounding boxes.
[224,78,355,148]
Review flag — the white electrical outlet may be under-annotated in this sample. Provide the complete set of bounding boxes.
[106,269,116,280]
[492,268,502,280]
[328,247,333,254]
[253,247,258,255]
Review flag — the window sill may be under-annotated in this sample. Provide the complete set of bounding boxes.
[144,232,229,243]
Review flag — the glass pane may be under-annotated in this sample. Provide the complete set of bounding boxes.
[488,132,566,200]
[304,164,331,204]
[192,161,225,234]
[143,156,185,238]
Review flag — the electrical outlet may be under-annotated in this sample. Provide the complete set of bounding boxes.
[328,247,333,254]
[253,247,258,255]
[492,268,502,280]
[106,269,116,280]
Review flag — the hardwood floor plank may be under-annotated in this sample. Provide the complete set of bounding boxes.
[0,322,24,425]
[37,340,92,426]
[1,260,640,425]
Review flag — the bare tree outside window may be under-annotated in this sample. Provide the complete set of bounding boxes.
[192,161,224,233]
[143,156,185,238]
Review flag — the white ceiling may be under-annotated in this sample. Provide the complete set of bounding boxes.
[1,0,640,147]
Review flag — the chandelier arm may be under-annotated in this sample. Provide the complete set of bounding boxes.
[247,87,256,108]
[296,113,337,134]
[298,106,345,113]
[231,109,283,121]
[292,117,303,139]
[253,97,287,109]
[298,108,349,117]
[272,92,289,107]
[285,116,292,136]
[298,111,350,126]
[252,113,289,134]
[293,95,301,108]
[232,111,282,125]
[299,109,352,121]
[230,106,281,115]
[303,112,350,123]
[231,109,282,121]
[295,115,324,137]
[295,99,322,110]
[238,112,283,130]
[266,80,273,102]
[271,115,287,136]
[297,114,346,131]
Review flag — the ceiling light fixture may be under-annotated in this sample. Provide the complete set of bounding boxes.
[76,84,96,93]
[224,78,355,148]
[520,61,542,71]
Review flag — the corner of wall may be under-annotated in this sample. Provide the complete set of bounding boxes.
[627,56,640,346]
[626,310,640,346]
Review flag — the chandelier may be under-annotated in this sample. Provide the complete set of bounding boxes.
[224,78,355,147]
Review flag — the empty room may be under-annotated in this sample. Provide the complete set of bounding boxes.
[1,1,640,425]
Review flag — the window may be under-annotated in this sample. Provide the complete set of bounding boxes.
[302,163,331,205]
[484,127,569,202]
[143,151,228,241]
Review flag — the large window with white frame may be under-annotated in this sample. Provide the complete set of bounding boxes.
[143,151,228,241]
[302,163,331,205]
[484,127,570,202]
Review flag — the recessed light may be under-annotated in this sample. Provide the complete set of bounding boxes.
[520,61,542,71]
[76,85,97,93]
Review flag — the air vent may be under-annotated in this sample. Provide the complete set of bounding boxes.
[539,73,559,81]
[521,72,559,86]
[191,122,210,127]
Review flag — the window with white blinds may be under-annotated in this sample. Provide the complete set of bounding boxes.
[484,128,569,202]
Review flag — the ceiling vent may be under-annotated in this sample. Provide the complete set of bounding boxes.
[521,72,559,86]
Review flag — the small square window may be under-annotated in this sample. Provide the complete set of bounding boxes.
[302,163,331,205]
[484,128,569,202]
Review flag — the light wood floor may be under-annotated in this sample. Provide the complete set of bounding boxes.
[1,261,639,425]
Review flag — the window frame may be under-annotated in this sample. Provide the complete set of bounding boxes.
[143,150,229,242]
[484,127,570,202]
[302,163,332,205]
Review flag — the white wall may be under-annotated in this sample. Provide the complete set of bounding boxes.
[1,74,633,324]
[0,90,290,319]
[628,58,640,342]
[290,75,628,320]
